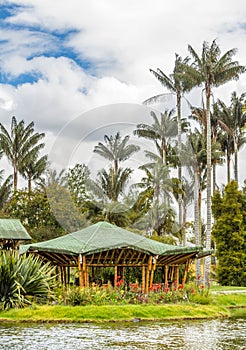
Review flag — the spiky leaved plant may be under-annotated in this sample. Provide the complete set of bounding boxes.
[0,250,55,310]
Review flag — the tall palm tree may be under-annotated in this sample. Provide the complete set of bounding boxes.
[145,55,194,231]
[217,91,246,183]
[0,116,45,191]
[134,109,178,166]
[95,167,133,202]
[93,132,140,174]
[20,154,48,193]
[181,130,207,277]
[190,105,224,193]
[182,39,245,285]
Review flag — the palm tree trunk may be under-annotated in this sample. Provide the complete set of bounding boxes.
[205,94,212,287]
[13,168,18,192]
[212,163,216,194]
[234,143,238,183]
[177,93,183,238]
[28,176,32,193]
[194,170,201,278]
[182,204,187,246]
[227,151,231,183]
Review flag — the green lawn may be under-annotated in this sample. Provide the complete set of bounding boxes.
[0,291,245,323]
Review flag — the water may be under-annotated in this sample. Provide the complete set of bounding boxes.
[0,318,245,350]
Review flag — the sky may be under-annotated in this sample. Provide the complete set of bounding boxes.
[1,0,246,188]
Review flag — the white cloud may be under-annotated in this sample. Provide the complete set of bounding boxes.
[1,0,246,188]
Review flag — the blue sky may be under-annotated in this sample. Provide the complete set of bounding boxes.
[1,0,246,187]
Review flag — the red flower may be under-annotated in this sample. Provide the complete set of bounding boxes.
[200,285,204,289]
[191,289,195,294]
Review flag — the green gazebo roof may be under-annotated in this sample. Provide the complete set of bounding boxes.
[0,218,32,241]
[20,221,201,257]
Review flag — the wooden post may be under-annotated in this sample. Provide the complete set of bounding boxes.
[174,265,179,285]
[63,266,67,287]
[60,266,64,285]
[141,265,145,293]
[149,257,157,289]
[182,259,190,287]
[114,265,118,287]
[164,265,168,287]
[67,266,70,285]
[78,254,83,288]
[170,265,174,282]
[145,256,152,294]
[83,256,88,287]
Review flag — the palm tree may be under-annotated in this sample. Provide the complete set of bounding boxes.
[0,116,45,191]
[95,167,133,202]
[181,131,207,277]
[20,154,48,193]
[134,109,178,166]
[190,105,224,193]
[217,91,246,183]
[145,55,194,231]
[0,175,12,209]
[182,39,245,285]
[93,132,140,174]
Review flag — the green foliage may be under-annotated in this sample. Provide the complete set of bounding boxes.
[0,250,55,310]
[46,183,87,233]
[212,181,246,286]
[66,163,90,206]
[4,189,65,241]
[55,283,211,307]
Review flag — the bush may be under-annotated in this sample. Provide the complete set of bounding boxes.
[0,250,56,309]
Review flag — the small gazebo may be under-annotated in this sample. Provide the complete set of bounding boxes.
[0,218,32,250]
[20,221,208,293]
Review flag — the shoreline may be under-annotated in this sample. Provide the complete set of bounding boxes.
[0,304,245,324]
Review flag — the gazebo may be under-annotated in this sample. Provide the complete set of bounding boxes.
[20,221,208,293]
[0,218,32,250]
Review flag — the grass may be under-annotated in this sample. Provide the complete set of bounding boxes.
[210,285,246,292]
[0,286,245,323]
[0,304,230,323]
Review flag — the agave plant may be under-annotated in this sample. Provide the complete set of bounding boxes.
[0,250,56,309]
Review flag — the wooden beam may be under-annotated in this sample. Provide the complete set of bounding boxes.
[174,265,179,285]
[141,265,146,293]
[116,249,126,264]
[114,265,118,286]
[78,254,83,288]
[83,255,88,287]
[164,265,168,287]
[182,259,190,287]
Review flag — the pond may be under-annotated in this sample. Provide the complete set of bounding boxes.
[0,318,245,349]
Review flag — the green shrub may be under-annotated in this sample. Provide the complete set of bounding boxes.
[0,250,56,310]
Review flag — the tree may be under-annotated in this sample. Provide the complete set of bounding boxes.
[0,116,45,191]
[212,181,246,286]
[20,154,48,193]
[217,91,246,183]
[93,132,140,174]
[145,54,194,230]
[0,175,13,210]
[89,167,133,203]
[181,131,207,277]
[66,163,90,206]
[134,109,178,166]
[183,39,246,285]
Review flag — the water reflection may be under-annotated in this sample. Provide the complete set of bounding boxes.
[0,318,245,350]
